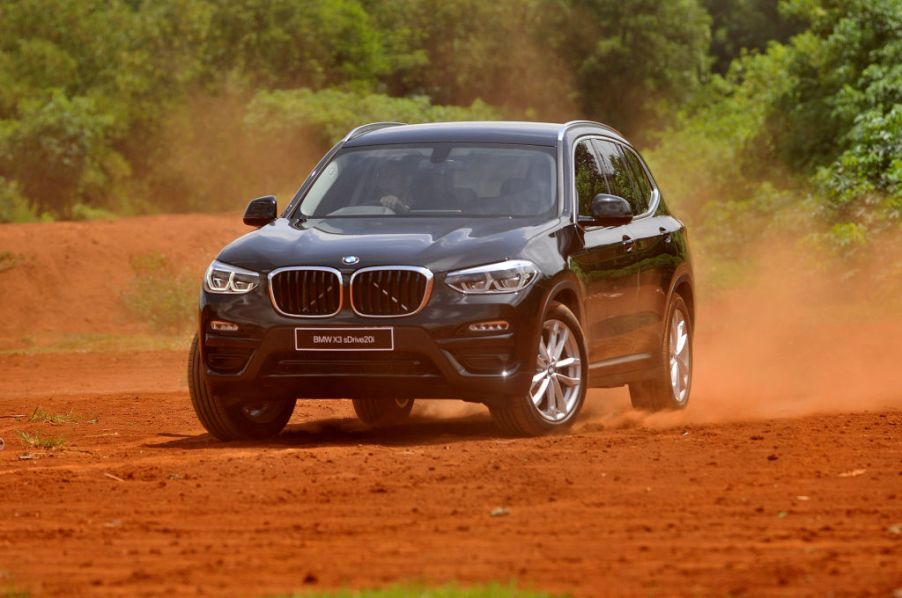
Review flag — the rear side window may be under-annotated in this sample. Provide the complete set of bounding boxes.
[592,139,639,213]
[620,145,653,215]
[574,140,609,216]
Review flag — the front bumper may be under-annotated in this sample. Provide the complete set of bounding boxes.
[198,280,545,404]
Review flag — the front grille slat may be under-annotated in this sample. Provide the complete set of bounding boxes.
[301,271,311,314]
[270,268,341,317]
[351,267,431,317]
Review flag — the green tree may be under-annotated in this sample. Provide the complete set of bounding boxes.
[201,0,389,90]
[0,92,126,216]
[367,0,574,119]
[703,0,802,73]
[546,0,711,136]
[772,0,902,227]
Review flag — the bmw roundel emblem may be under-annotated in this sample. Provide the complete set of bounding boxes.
[341,255,360,265]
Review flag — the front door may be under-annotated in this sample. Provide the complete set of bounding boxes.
[568,139,639,365]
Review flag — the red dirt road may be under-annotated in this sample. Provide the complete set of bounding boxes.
[0,352,900,597]
[1,216,901,596]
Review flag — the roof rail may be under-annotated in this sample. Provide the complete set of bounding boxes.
[557,120,626,141]
[343,122,407,142]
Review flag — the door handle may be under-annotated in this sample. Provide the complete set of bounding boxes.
[659,227,672,244]
[622,234,634,253]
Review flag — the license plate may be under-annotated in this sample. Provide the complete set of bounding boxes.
[295,327,394,351]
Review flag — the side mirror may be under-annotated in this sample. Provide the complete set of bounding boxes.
[243,195,277,227]
[580,193,633,227]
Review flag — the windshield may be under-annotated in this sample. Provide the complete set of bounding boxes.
[297,143,557,218]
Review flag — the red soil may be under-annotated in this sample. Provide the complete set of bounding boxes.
[0,216,899,596]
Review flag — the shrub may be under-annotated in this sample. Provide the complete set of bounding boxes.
[245,88,501,146]
[121,252,197,332]
[0,176,39,223]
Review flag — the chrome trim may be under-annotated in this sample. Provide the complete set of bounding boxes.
[558,120,626,143]
[343,122,406,142]
[589,353,653,369]
[267,266,343,318]
[349,266,434,318]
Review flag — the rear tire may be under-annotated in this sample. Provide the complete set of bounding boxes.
[352,398,414,425]
[629,294,693,411]
[188,334,295,441]
[490,301,587,436]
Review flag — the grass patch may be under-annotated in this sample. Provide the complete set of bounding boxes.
[17,430,65,450]
[1,587,30,598]
[278,583,561,598]
[0,251,22,273]
[121,252,198,332]
[29,406,76,424]
[71,203,117,222]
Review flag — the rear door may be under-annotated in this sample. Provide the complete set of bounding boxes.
[568,139,639,364]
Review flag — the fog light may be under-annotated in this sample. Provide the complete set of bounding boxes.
[210,320,239,332]
[468,320,510,333]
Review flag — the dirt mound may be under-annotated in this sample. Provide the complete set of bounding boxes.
[0,214,244,344]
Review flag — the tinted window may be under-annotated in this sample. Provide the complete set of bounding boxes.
[574,140,608,216]
[621,145,653,214]
[300,143,557,218]
[592,139,640,213]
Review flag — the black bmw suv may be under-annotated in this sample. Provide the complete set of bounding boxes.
[189,121,694,440]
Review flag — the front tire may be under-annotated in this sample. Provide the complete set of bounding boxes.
[188,335,295,441]
[629,294,693,411]
[490,301,587,436]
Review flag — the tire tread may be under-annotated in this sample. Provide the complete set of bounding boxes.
[188,335,294,440]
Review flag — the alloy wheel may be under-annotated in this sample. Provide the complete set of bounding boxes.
[530,319,583,422]
[669,308,691,403]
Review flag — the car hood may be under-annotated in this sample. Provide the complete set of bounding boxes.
[217,217,556,274]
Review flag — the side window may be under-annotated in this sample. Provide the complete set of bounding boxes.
[620,145,653,215]
[573,140,609,216]
[592,139,639,213]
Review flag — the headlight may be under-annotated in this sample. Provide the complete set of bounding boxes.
[445,259,539,294]
[204,260,260,294]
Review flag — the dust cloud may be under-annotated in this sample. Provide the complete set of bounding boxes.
[146,92,324,213]
[582,241,902,429]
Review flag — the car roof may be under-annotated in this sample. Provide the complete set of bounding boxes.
[342,121,625,148]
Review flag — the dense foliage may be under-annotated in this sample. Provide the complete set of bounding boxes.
[646,0,900,274]
[0,0,899,280]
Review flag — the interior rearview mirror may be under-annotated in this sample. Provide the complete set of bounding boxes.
[243,195,277,227]
[581,193,633,227]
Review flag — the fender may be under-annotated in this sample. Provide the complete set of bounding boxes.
[518,272,587,368]
[663,262,695,329]
[538,272,586,325]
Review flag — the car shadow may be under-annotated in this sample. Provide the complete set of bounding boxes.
[147,412,503,451]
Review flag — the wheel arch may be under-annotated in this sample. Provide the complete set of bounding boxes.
[539,274,585,326]
[520,274,586,373]
[666,267,695,325]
